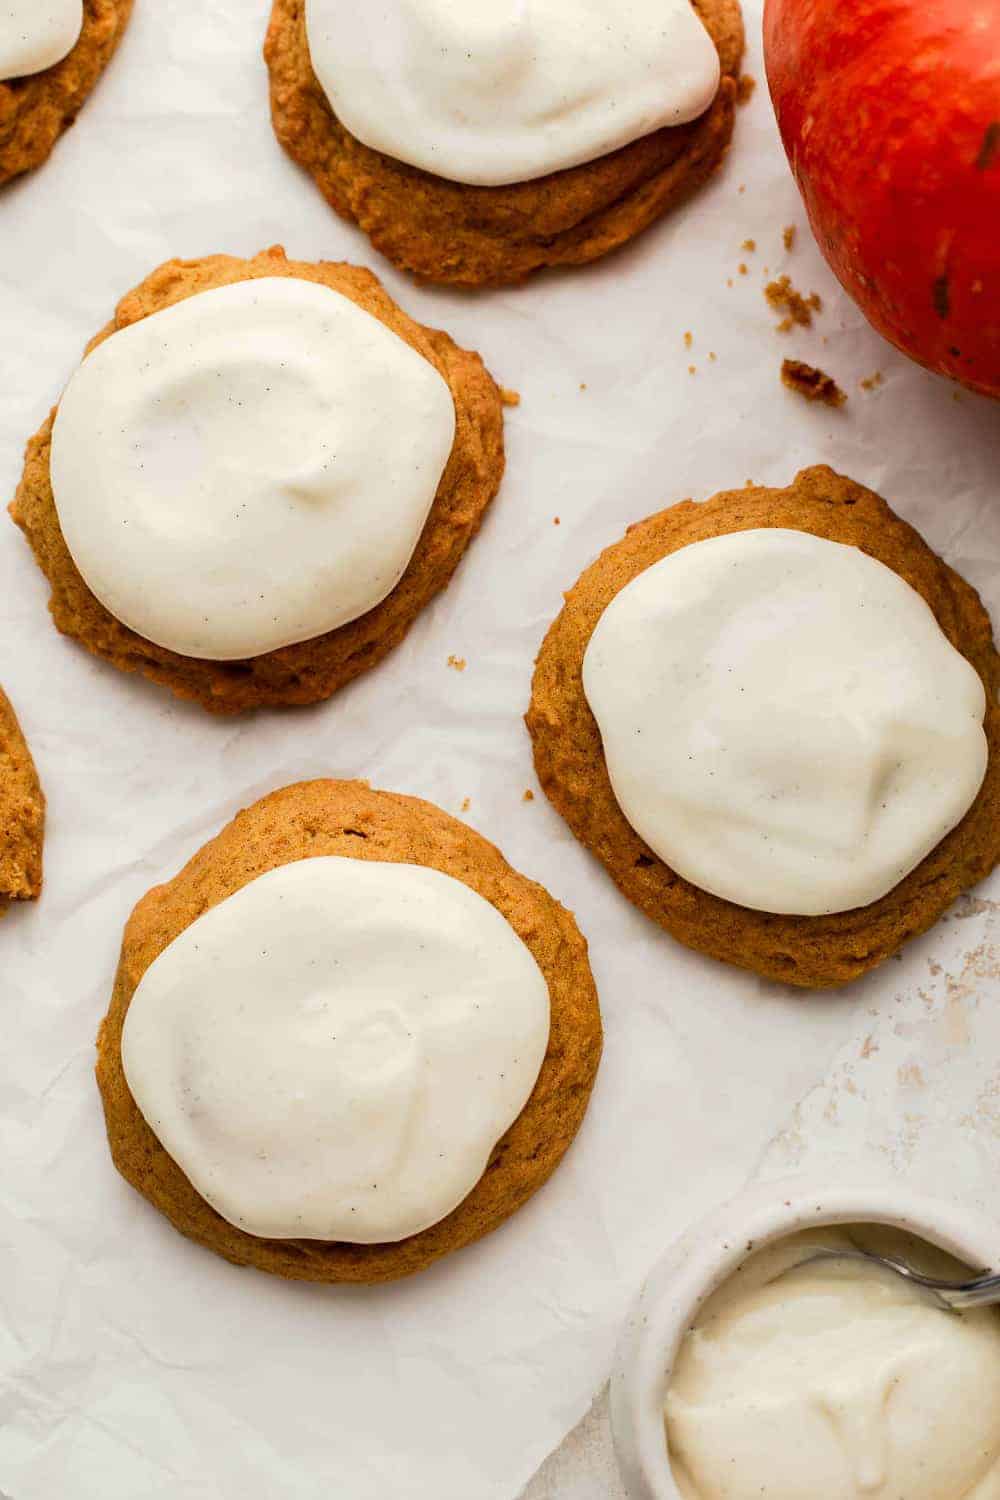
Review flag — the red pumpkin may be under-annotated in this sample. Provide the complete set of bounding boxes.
[764,0,1000,398]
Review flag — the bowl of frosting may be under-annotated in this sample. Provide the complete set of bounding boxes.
[610,1179,1000,1500]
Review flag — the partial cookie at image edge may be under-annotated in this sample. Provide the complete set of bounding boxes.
[0,0,134,187]
[0,687,44,914]
[263,0,744,287]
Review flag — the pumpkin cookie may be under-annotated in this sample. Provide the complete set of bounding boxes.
[96,780,602,1283]
[10,247,505,714]
[527,466,1000,988]
[0,0,133,187]
[264,0,744,287]
[0,688,44,913]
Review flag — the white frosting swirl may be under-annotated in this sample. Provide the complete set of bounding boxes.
[583,528,988,916]
[304,0,721,187]
[666,1227,1000,1500]
[0,0,81,80]
[121,856,551,1244]
[50,277,456,661]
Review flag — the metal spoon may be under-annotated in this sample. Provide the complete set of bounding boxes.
[793,1248,1000,1312]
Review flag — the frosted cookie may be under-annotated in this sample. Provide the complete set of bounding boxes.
[10,247,505,713]
[0,687,44,913]
[527,466,1000,988]
[0,0,133,187]
[96,780,602,1283]
[264,0,744,287]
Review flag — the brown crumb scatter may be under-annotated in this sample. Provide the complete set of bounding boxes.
[861,371,884,392]
[726,278,734,287]
[781,359,847,408]
[738,262,748,275]
[766,274,822,331]
[741,238,756,252]
[737,75,756,105]
[447,655,467,672]
[523,789,535,803]
[738,184,746,194]
[553,516,561,526]
[783,225,797,252]
[683,331,693,348]
[709,351,717,362]
[460,797,471,813]
[499,387,521,408]
[579,382,587,391]
[688,365,697,375]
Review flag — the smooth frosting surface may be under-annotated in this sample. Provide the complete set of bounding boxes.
[666,1226,1000,1500]
[0,0,81,79]
[50,277,456,661]
[121,856,551,1244]
[304,0,721,188]
[583,528,988,916]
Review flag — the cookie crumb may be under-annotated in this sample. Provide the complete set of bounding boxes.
[499,387,521,407]
[523,789,535,803]
[447,654,467,672]
[741,238,756,252]
[766,274,822,331]
[684,331,693,349]
[709,351,717,362]
[726,278,734,288]
[553,516,561,526]
[579,382,587,391]
[737,74,756,105]
[688,365,697,375]
[860,371,884,392]
[738,262,748,275]
[460,797,471,813]
[781,358,847,408]
[783,225,797,252]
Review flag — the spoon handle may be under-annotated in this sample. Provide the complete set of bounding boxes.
[943,1273,1000,1311]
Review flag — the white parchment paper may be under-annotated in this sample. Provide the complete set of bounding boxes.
[1,4,998,1498]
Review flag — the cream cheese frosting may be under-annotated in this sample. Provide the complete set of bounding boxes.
[49,276,456,661]
[121,856,551,1245]
[304,0,721,188]
[666,1226,1000,1500]
[582,528,988,917]
[0,0,82,80]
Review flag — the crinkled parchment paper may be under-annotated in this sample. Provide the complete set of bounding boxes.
[1,3,998,1497]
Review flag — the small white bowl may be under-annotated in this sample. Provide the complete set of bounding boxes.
[610,1177,1000,1500]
